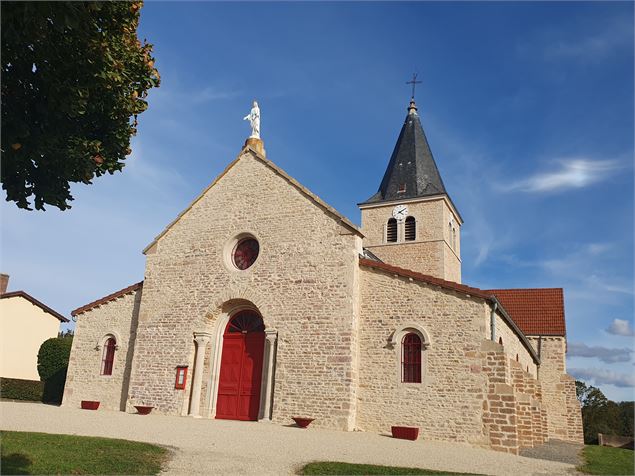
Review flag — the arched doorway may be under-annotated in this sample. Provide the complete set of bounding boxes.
[216,310,265,421]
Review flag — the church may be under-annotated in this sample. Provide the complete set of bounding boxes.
[63,97,582,454]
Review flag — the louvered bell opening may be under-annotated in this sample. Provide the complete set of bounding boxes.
[404,216,416,241]
[387,218,397,242]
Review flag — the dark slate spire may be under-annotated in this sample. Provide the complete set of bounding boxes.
[361,99,449,204]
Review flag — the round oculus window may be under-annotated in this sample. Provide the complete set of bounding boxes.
[232,238,259,270]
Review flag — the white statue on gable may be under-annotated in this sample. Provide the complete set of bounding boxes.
[243,100,260,139]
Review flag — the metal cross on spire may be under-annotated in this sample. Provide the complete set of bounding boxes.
[406,73,422,99]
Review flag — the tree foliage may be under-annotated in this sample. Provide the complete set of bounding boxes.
[576,380,634,444]
[37,335,73,403]
[1,1,160,210]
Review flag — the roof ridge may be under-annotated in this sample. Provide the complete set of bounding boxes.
[487,287,563,292]
[72,281,143,316]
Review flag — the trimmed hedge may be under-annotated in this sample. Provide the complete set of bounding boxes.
[37,336,73,404]
[0,378,44,401]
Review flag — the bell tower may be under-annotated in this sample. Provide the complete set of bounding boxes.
[358,97,463,283]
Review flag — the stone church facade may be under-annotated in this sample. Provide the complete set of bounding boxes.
[63,99,582,454]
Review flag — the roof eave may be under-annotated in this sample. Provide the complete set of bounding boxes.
[358,259,539,364]
[72,281,143,316]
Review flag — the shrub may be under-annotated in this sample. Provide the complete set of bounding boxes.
[37,336,73,404]
[0,378,44,401]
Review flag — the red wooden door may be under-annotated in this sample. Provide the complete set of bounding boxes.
[216,311,265,421]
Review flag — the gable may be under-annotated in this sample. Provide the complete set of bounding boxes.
[144,146,362,254]
[0,291,68,322]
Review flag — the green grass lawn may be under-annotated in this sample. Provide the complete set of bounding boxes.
[0,431,169,475]
[578,445,634,475]
[301,462,481,475]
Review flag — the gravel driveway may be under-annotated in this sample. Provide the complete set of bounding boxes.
[1,401,577,475]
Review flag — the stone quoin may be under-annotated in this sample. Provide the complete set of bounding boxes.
[63,98,583,454]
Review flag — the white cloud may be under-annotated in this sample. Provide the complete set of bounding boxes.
[607,319,635,337]
[570,367,635,388]
[501,159,621,193]
[192,86,240,104]
[543,16,633,62]
[568,342,633,364]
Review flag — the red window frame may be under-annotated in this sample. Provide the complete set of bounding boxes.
[101,337,116,375]
[175,366,188,390]
[402,333,422,383]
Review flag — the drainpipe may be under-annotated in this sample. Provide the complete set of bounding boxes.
[490,300,498,342]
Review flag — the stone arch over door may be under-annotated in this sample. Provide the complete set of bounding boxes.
[204,299,278,421]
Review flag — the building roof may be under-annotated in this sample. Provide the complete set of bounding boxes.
[359,259,574,363]
[360,258,493,299]
[360,101,457,215]
[486,288,566,336]
[72,282,143,317]
[0,291,69,322]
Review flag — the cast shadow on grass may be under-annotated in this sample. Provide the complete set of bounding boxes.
[2,452,32,475]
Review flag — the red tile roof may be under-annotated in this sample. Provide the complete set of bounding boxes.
[359,258,566,360]
[1,291,69,323]
[358,258,544,362]
[72,282,143,317]
[486,288,566,336]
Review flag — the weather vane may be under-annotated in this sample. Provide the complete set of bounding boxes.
[406,73,422,100]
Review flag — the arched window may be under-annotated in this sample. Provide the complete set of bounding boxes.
[498,337,503,345]
[452,227,457,249]
[101,337,116,375]
[402,333,422,383]
[516,354,519,362]
[386,218,397,243]
[404,216,416,241]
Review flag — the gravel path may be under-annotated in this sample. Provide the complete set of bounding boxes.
[1,402,577,475]
[520,439,584,466]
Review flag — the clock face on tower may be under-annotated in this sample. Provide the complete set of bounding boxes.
[392,204,409,220]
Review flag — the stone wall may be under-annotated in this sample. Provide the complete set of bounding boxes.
[481,341,519,454]
[527,336,583,443]
[127,149,362,430]
[357,266,488,444]
[480,341,547,454]
[365,241,445,281]
[360,197,461,282]
[488,309,537,379]
[509,359,548,448]
[442,202,461,283]
[63,288,142,411]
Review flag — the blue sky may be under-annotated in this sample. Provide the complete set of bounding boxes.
[2,2,633,401]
